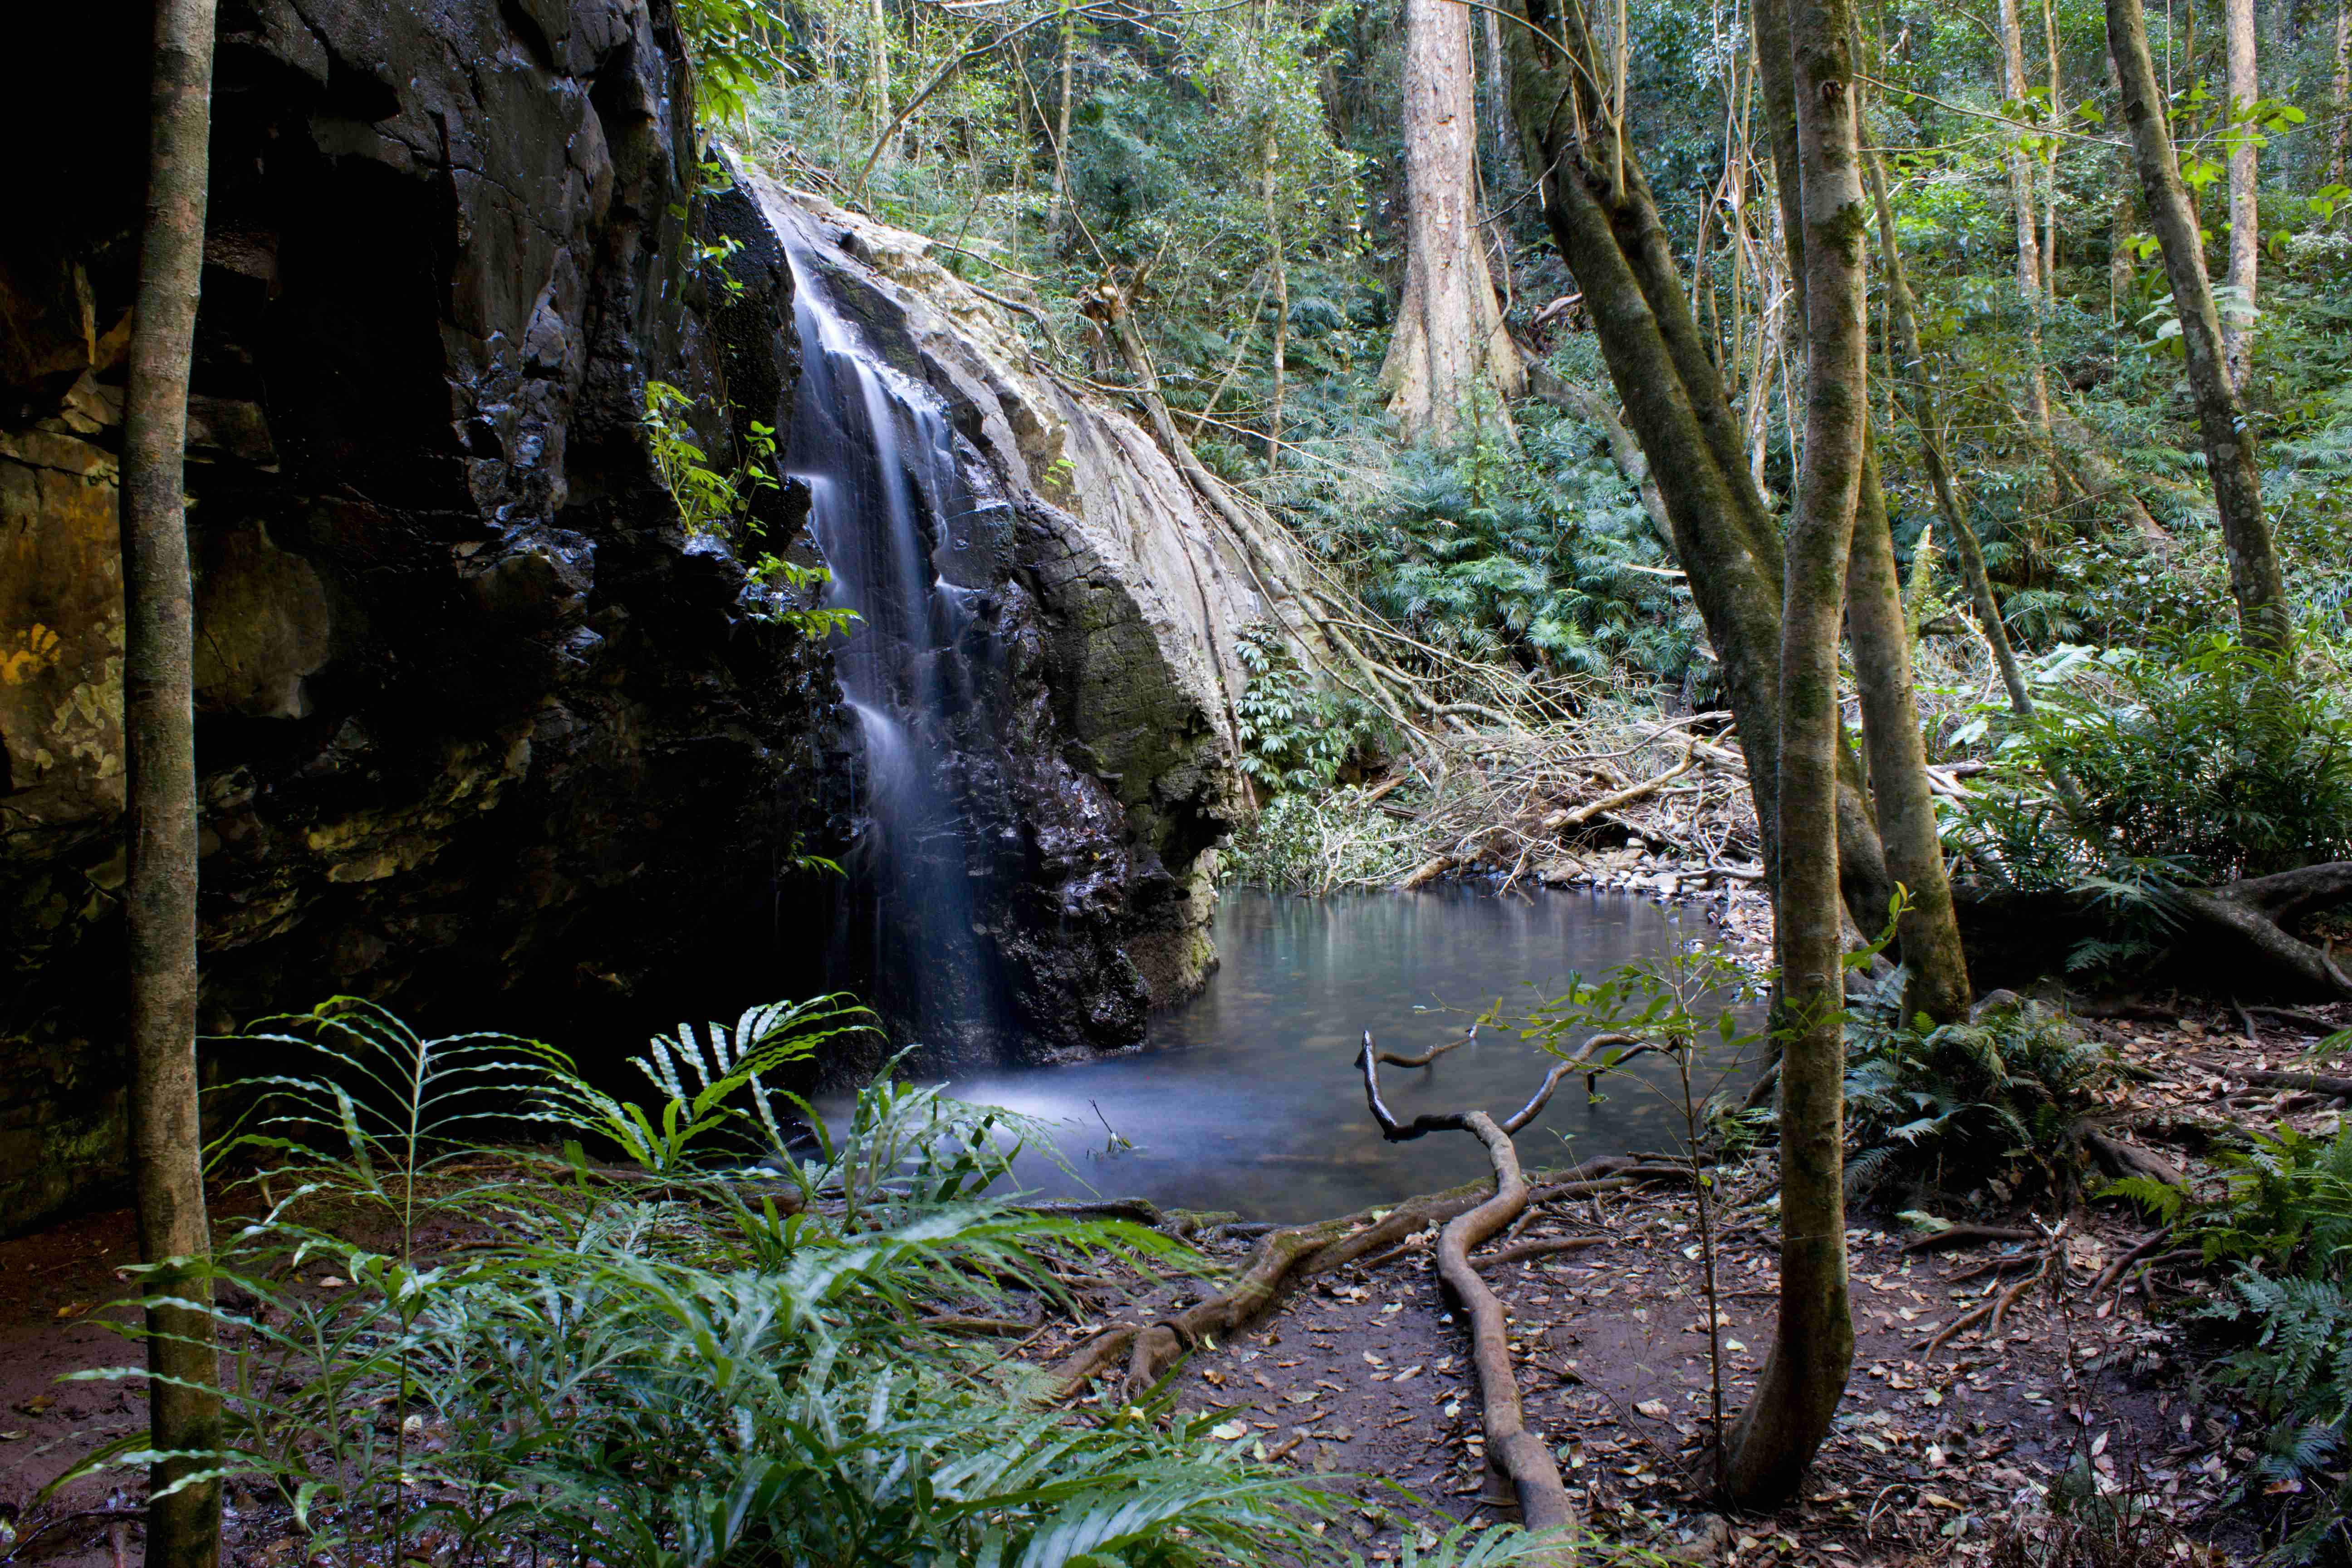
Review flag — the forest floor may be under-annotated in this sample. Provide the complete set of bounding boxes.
[1017,996,2352,1565]
[1,998,2344,1567]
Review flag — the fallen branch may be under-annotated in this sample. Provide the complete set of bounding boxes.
[1371,1025,1479,1069]
[1358,1033,1577,1543]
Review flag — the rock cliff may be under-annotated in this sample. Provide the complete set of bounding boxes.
[2,0,1264,1231]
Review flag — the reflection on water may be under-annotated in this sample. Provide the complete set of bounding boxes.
[939,886,1755,1222]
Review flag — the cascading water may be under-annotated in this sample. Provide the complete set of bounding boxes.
[781,237,1010,1057]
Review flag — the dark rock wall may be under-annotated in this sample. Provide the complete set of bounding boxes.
[0,0,852,1231]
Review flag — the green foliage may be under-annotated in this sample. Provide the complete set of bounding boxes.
[1296,414,1704,689]
[1956,636,2352,964]
[73,998,1580,1568]
[1842,987,2114,1200]
[675,0,788,129]
[1231,625,1377,794]
[2119,1126,2352,1559]
[642,381,859,641]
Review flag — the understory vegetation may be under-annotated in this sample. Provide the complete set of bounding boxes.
[73,997,1560,1568]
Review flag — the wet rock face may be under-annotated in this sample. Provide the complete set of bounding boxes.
[0,0,851,1231]
[758,188,1255,1066]
[1,3,1254,1233]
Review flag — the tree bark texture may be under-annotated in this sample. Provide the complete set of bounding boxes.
[1847,440,1973,1023]
[1262,126,1290,465]
[122,2,224,1565]
[2222,0,2257,387]
[1382,0,1522,438]
[1723,0,1862,1506]
[2107,0,2292,652]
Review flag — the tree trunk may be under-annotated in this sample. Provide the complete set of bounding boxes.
[1263,124,1289,466]
[1848,440,1974,1023]
[123,2,224,1565]
[2107,0,2293,652]
[1381,0,1521,438]
[1999,0,2045,294]
[1048,4,1073,233]
[2108,50,2140,318]
[2043,0,2063,301]
[1499,0,1896,929]
[1724,0,1862,1504]
[2332,0,2349,194]
[1764,7,1970,1014]
[870,0,894,165]
[1862,137,2036,718]
[2223,0,2258,387]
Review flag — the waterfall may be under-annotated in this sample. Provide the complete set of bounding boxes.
[782,239,1008,1058]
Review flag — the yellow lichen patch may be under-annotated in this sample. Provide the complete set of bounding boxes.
[1,623,64,685]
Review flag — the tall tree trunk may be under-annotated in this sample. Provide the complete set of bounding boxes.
[870,0,894,164]
[2043,0,2064,301]
[2223,0,2258,387]
[1048,3,1073,232]
[1759,1,1971,1017]
[1725,0,1862,1504]
[1863,137,2036,718]
[1848,438,1973,1022]
[1381,0,1522,438]
[2107,0,2293,652]
[2000,0,2046,294]
[2107,52,2140,318]
[2332,0,2350,194]
[124,2,224,1566]
[1262,124,1289,466]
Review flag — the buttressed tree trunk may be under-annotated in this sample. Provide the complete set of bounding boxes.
[2107,0,2293,652]
[1381,0,1522,438]
[1499,0,1899,936]
[1723,0,1863,1506]
[2222,0,2258,387]
[122,0,225,1565]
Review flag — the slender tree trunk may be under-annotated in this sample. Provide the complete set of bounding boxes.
[2000,0,2046,294]
[1262,125,1289,466]
[124,3,223,1566]
[1382,0,1521,438]
[1725,0,1862,1504]
[1863,138,2036,717]
[2107,0,2292,651]
[870,0,894,163]
[2043,0,2064,301]
[2223,0,2258,387]
[1848,438,1973,1022]
[1501,0,1898,932]
[1048,4,1074,232]
[2331,0,2349,194]
[2108,51,2140,318]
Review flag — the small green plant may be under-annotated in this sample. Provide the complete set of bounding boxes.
[1232,624,1377,793]
[642,381,858,640]
[2105,1123,2352,1560]
[1842,985,2115,1201]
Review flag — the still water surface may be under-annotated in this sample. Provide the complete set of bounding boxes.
[946,887,1753,1222]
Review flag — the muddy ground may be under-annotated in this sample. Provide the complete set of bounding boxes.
[2,995,2344,1566]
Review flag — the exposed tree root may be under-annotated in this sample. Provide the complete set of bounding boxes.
[1369,1026,1479,1068]
[1045,1155,1658,1401]
[2078,1127,2187,1190]
[2188,1058,2352,1100]
[1357,1034,1578,1545]
[2177,862,2352,999]
[1898,1224,2041,1254]
[1474,1235,1607,1269]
